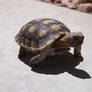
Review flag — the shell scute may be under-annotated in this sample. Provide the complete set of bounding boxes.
[51,24,61,30]
[28,26,36,34]
[38,29,48,39]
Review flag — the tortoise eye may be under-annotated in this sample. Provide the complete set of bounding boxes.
[59,34,65,39]
[74,36,79,40]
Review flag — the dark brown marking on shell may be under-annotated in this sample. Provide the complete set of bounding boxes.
[62,25,70,33]
[19,37,24,46]
[15,34,19,42]
[24,39,29,47]
[19,37,24,43]
[31,41,37,48]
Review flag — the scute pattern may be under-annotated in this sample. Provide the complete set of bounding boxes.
[28,26,36,34]
[51,24,61,30]
[15,18,70,52]
[38,29,48,39]
[42,20,56,24]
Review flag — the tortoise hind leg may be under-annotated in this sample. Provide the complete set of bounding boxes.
[18,46,27,59]
[29,45,51,65]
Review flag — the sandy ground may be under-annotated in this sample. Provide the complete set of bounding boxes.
[0,0,92,92]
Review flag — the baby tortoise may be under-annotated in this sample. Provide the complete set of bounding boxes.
[15,18,84,65]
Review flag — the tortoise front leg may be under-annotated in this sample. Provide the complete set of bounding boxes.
[74,45,81,57]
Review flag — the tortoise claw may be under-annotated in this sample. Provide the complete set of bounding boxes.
[74,54,84,62]
[29,54,42,65]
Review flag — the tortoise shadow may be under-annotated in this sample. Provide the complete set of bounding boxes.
[19,52,91,79]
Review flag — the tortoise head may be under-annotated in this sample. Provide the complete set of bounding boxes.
[60,32,84,47]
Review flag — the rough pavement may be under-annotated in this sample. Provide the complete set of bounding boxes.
[0,0,92,92]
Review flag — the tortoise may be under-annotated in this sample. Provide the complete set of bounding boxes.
[15,18,84,65]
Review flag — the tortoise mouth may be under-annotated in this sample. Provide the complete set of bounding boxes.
[78,41,83,44]
[68,42,83,47]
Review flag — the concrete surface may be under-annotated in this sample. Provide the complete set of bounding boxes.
[0,0,92,92]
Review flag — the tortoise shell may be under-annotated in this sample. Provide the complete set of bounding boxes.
[15,18,70,52]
